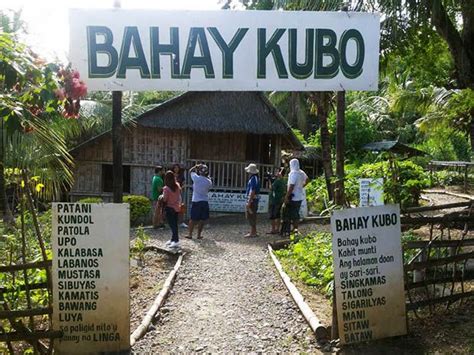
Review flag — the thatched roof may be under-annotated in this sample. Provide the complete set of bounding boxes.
[136,91,302,148]
[362,140,425,157]
[71,91,303,153]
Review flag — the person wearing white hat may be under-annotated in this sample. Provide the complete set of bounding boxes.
[244,163,260,238]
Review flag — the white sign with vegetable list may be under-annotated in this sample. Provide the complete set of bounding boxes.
[52,203,130,354]
[331,204,406,344]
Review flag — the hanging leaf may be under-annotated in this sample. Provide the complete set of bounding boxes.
[35,183,45,192]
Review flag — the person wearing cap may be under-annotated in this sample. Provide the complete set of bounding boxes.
[244,163,260,238]
[284,158,308,233]
[185,163,212,239]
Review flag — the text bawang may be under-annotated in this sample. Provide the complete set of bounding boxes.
[87,26,365,80]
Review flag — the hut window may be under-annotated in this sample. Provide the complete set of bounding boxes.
[102,165,131,193]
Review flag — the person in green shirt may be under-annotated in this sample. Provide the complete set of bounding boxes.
[151,166,164,228]
[267,167,286,235]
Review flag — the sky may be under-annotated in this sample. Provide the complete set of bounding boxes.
[1,0,226,62]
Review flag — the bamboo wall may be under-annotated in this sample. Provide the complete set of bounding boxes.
[190,132,246,161]
[70,127,283,201]
[70,127,188,200]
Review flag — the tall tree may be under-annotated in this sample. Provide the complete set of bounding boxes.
[0,11,79,223]
[375,0,474,150]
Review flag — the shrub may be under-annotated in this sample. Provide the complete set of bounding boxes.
[78,197,103,203]
[131,226,151,266]
[431,170,473,187]
[305,177,329,214]
[417,127,471,162]
[345,159,429,208]
[123,195,151,225]
[275,232,334,298]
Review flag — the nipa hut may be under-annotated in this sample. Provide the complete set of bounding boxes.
[69,91,303,208]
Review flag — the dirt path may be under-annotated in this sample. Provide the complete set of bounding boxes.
[132,216,323,353]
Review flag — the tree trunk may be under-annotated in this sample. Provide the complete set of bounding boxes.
[112,91,123,203]
[295,93,308,136]
[312,92,334,202]
[287,92,297,127]
[0,123,14,226]
[431,0,474,89]
[471,106,474,155]
[335,91,345,206]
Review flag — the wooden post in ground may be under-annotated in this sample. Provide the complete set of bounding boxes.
[335,91,345,206]
[331,286,338,340]
[464,164,468,193]
[112,91,123,203]
[112,0,123,204]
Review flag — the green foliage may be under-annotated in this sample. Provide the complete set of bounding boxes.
[78,197,103,203]
[431,170,474,188]
[0,208,51,320]
[381,29,453,89]
[401,230,422,264]
[275,232,334,298]
[418,127,471,162]
[307,109,381,157]
[345,159,429,208]
[123,195,151,225]
[305,177,334,215]
[131,226,150,265]
[291,128,307,145]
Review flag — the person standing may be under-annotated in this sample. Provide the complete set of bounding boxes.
[284,159,308,233]
[162,171,182,249]
[244,163,260,238]
[172,163,185,187]
[172,163,188,228]
[267,168,286,235]
[185,164,212,239]
[151,166,164,228]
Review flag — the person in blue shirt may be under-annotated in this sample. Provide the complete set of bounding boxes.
[244,163,260,238]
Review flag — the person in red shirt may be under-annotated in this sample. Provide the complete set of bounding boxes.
[162,171,182,249]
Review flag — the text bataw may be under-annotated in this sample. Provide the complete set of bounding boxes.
[335,213,398,231]
[87,26,365,80]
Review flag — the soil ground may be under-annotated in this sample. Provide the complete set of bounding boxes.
[129,251,177,331]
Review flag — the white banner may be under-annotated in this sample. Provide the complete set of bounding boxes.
[69,9,380,91]
[331,204,406,344]
[208,191,269,213]
[52,203,130,353]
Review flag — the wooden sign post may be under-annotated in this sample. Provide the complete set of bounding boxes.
[52,203,130,354]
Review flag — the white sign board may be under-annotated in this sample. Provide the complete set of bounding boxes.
[331,204,406,344]
[52,203,130,353]
[208,192,269,213]
[359,178,384,207]
[69,9,380,91]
